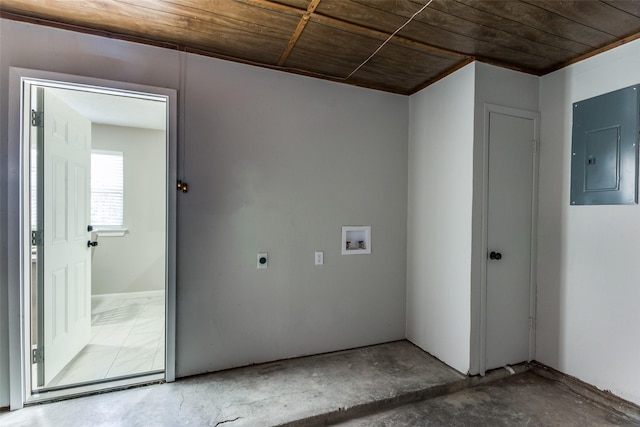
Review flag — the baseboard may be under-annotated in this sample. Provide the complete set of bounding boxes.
[92,290,164,301]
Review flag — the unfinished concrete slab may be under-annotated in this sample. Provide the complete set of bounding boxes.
[4,341,638,426]
[337,369,640,427]
[1,341,464,427]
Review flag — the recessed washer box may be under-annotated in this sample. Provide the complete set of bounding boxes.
[342,226,371,255]
[571,85,639,205]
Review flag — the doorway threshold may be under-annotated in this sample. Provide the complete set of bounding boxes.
[26,372,164,405]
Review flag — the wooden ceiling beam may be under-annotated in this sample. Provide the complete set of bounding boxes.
[277,0,321,66]
[241,0,469,60]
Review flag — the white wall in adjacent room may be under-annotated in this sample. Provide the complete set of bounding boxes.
[91,124,166,295]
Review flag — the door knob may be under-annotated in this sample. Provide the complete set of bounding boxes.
[489,251,502,260]
[87,240,98,248]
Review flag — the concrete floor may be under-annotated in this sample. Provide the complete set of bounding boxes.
[2,340,639,427]
[338,370,640,426]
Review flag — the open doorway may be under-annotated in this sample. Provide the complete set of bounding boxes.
[16,72,175,402]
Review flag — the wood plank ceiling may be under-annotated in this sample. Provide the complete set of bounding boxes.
[2,0,640,94]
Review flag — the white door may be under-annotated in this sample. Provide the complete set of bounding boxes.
[41,88,92,385]
[485,107,537,370]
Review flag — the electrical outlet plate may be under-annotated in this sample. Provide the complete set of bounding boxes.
[257,252,268,269]
[315,251,324,266]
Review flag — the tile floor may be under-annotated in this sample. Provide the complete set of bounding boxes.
[44,293,165,389]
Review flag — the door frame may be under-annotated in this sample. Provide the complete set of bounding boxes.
[478,103,540,376]
[8,67,178,409]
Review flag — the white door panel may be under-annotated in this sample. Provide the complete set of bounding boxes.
[42,88,92,385]
[485,110,536,370]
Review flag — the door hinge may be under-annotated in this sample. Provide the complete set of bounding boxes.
[529,316,535,330]
[31,230,43,246]
[31,110,44,128]
[531,139,539,154]
[32,347,44,364]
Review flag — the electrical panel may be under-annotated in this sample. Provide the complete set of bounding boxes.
[571,85,639,205]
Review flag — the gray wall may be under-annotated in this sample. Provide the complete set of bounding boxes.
[91,124,166,295]
[0,19,408,405]
[176,52,408,375]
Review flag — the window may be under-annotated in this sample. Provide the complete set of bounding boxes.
[91,150,124,227]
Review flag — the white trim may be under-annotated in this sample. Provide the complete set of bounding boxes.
[8,67,27,410]
[8,67,178,408]
[479,104,489,376]
[165,73,178,385]
[91,290,164,301]
[27,373,164,404]
[95,228,128,237]
[479,103,540,376]
[528,124,540,365]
